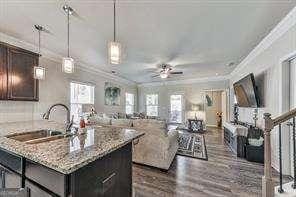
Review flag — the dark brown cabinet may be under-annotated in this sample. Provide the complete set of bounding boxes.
[0,42,39,101]
[0,144,133,197]
[25,180,54,197]
[0,44,7,100]
[0,164,22,189]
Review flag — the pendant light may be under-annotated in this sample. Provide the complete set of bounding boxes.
[62,5,75,73]
[108,0,122,65]
[34,25,46,80]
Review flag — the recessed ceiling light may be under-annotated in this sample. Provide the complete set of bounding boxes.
[215,73,219,76]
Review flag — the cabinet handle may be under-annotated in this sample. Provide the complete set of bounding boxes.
[99,172,116,194]
[1,171,5,188]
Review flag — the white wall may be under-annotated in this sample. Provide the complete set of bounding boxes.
[0,57,137,123]
[138,80,228,123]
[228,7,296,174]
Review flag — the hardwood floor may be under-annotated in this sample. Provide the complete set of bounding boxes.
[132,127,287,197]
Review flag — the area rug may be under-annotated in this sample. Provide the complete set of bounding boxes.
[177,132,208,160]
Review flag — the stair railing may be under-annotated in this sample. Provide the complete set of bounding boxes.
[263,108,296,197]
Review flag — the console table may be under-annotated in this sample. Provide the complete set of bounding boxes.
[223,122,248,158]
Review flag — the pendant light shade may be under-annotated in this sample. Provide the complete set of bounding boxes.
[62,57,74,73]
[33,25,46,80]
[62,5,74,73]
[34,66,45,80]
[108,0,122,65]
[108,41,121,64]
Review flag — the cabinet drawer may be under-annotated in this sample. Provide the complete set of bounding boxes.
[0,148,22,174]
[25,180,56,197]
[25,160,66,197]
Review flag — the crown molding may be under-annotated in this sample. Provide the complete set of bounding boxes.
[137,75,230,87]
[0,32,136,86]
[230,6,296,78]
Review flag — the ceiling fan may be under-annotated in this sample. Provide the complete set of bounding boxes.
[152,64,183,79]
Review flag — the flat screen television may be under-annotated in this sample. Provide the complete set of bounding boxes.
[233,73,259,108]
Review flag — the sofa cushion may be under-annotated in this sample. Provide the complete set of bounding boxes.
[111,119,132,127]
[132,119,166,129]
[90,116,111,126]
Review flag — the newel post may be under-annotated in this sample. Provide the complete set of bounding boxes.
[262,113,274,197]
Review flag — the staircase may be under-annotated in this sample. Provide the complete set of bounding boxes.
[262,108,296,197]
[275,182,296,196]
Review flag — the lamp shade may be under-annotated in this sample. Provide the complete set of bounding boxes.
[108,41,121,64]
[62,57,74,73]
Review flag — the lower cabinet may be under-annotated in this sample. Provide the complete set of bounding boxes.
[0,164,21,189]
[0,143,133,197]
[25,180,55,197]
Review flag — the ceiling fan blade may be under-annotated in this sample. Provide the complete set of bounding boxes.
[170,71,183,75]
[151,74,160,78]
[42,27,54,35]
[71,10,85,21]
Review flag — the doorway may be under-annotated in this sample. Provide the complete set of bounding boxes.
[204,90,224,127]
[170,94,183,123]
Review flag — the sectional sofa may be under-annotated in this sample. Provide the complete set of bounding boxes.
[89,117,179,170]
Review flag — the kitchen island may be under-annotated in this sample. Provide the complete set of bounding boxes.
[0,120,144,197]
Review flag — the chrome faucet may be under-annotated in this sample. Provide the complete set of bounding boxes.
[43,103,73,132]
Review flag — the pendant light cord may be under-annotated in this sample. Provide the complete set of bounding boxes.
[67,9,70,58]
[113,0,116,42]
[38,29,41,55]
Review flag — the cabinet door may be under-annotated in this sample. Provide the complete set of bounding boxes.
[0,165,22,189]
[7,47,39,101]
[25,180,55,197]
[0,44,7,100]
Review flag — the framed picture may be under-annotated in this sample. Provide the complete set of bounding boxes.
[105,82,121,106]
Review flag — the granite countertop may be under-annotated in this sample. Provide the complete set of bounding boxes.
[0,120,144,174]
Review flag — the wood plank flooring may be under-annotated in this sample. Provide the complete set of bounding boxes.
[132,127,287,197]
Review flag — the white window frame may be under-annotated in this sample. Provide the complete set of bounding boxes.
[125,93,135,115]
[70,82,95,123]
[146,94,158,117]
[169,94,183,123]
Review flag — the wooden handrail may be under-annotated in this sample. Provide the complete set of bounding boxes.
[262,108,296,197]
[273,108,296,126]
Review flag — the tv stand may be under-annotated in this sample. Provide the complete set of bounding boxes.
[223,122,248,158]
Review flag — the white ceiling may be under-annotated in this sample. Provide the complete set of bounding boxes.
[0,0,295,83]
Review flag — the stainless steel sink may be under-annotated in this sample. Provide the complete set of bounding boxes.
[6,130,65,144]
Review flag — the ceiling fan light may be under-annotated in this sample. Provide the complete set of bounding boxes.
[160,72,168,79]
[108,41,121,64]
[34,66,45,80]
[62,57,74,73]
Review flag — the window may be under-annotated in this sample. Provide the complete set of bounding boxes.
[170,95,183,123]
[146,94,158,116]
[70,82,94,123]
[126,93,135,114]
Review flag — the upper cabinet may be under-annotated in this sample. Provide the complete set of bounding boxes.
[0,44,7,100]
[0,42,39,101]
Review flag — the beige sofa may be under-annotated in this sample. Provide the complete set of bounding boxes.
[90,117,179,170]
[132,119,179,170]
